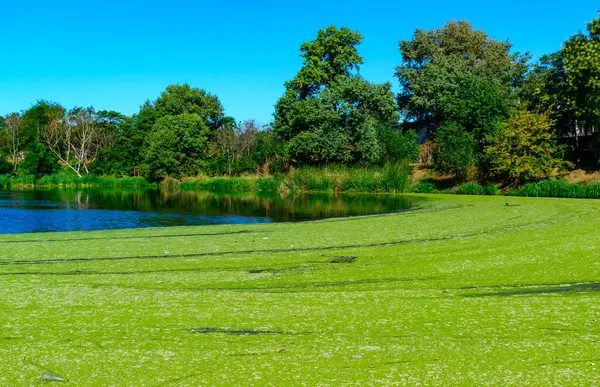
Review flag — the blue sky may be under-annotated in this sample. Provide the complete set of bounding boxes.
[1,1,598,125]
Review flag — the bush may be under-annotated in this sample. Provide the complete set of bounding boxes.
[379,126,420,163]
[411,182,436,193]
[456,182,483,195]
[435,122,478,177]
[484,110,572,185]
[282,163,412,194]
[481,183,499,196]
[0,175,11,188]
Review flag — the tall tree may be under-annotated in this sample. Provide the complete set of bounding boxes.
[395,20,527,144]
[274,26,405,165]
[143,114,210,180]
[562,13,600,126]
[39,106,109,176]
[484,110,569,185]
[1,113,24,173]
[20,101,61,176]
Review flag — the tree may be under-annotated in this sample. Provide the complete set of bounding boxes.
[562,13,600,126]
[274,26,403,165]
[92,112,139,176]
[20,101,61,176]
[484,110,570,185]
[210,120,259,175]
[1,113,24,173]
[143,114,210,180]
[153,84,229,131]
[39,106,109,176]
[519,53,577,137]
[395,20,526,145]
[434,122,478,178]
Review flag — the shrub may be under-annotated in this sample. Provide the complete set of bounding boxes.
[484,110,572,185]
[508,180,586,198]
[481,183,499,195]
[412,182,436,194]
[434,122,478,178]
[456,182,483,195]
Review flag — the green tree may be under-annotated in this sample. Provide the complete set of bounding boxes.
[92,112,138,176]
[377,125,420,163]
[434,122,478,178]
[0,113,24,173]
[396,20,526,145]
[274,26,403,165]
[153,84,229,131]
[562,13,600,125]
[484,110,570,185]
[143,114,210,180]
[19,101,62,176]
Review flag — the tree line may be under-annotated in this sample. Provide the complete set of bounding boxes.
[1,14,599,186]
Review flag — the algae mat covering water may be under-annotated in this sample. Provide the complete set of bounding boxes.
[1,195,599,386]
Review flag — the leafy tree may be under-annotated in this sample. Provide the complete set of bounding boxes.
[92,112,140,176]
[20,141,58,176]
[20,101,63,176]
[377,125,420,163]
[143,114,210,180]
[484,110,570,185]
[562,13,600,125]
[274,26,402,165]
[153,84,230,131]
[395,20,526,144]
[519,53,577,136]
[434,122,478,177]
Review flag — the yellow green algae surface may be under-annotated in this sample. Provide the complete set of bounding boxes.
[1,195,600,386]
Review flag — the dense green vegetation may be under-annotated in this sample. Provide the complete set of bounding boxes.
[1,13,599,188]
[1,195,599,385]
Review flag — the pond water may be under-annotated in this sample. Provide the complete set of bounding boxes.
[0,189,421,234]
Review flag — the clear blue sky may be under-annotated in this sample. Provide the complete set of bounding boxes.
[1,1,598,125]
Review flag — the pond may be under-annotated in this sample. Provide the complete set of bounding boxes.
[0,189,421,234]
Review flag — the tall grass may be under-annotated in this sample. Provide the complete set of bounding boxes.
[507,179,600,199]
[283,162,413,194]
[180,176,282,194]
[0,174,155,189]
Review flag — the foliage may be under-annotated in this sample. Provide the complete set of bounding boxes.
[456,182,482,195]
[20,141,59,177]
[411,182,436,193]
[1,112,24,173]
[378,126,420,163]
[179,176,282,194]
[562,13,600,125]
[507,179,600,199]
[209,120,259,175]
[153,84,230,131]
[484,110,571,185]
[274,26,405,166]
[92,112,140,176]
[434,122,478,177]
[143,114,211,181]
[395,20,524,144]
[283,162,412,193]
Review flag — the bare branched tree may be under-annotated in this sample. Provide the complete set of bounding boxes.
[211,119,259,174]
[39,107,109,176]
[2,113,24,173]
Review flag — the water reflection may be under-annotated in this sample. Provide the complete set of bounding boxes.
[0,189,420,234]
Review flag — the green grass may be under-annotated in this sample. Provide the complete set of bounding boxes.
[180,176,282,194]
[284,162,412,194]
[1,195,600,385]
[0,174,155,189]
